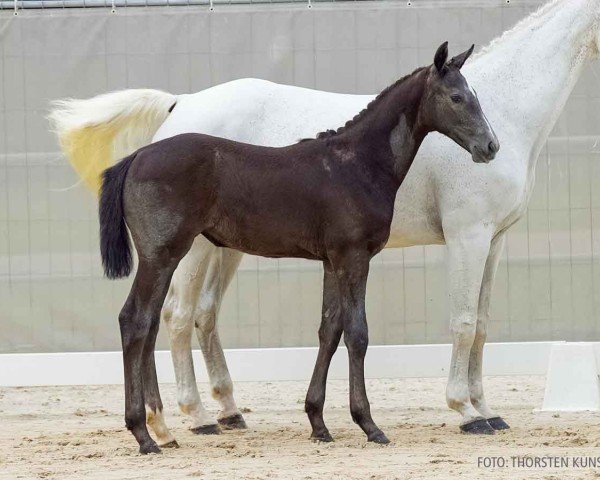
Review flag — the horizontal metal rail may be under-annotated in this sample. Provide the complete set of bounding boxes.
[0,0,526,12]
[3,0,343,10]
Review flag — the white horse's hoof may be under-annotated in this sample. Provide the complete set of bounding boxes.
[487,416,510,430]
[460,418,495,435]
[218,413,247,430]
[190,424,221,435]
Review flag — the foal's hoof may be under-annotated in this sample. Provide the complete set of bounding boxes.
[218,413,248,430]
[368,431,390,445]
[139,442,161,455]
[487,416,510,431]
[191,424,221,435]
[460,418,495,435]
[160,440,180,448]
[310,430,334,443]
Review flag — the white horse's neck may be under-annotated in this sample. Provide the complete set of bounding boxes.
[466,0,599,170]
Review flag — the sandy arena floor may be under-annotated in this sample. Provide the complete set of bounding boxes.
[2,376,600,479]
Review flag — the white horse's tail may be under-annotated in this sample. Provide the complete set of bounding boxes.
[48,89,177,194]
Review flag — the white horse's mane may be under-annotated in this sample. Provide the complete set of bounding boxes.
[472,0,565,60]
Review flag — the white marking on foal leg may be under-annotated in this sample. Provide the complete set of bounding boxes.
[146,405,177,447]
[444,227,494,430]
[469,232,506,421]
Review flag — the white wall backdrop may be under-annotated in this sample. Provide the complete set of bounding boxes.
[1,0,600,353]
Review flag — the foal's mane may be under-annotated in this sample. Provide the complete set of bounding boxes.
[303,66,427,142]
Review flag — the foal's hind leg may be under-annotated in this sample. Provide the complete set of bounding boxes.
[305,261,343,442]
[331,251,388,444]
[144,323,178,448]
[120,255,186,454]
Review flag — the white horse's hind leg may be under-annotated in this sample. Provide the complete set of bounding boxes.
[194,248,245,429]
[444,224,495,434]
[469,232,510,430]
[162,238,220,434]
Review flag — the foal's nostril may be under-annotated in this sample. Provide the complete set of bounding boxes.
[488,141,498,155]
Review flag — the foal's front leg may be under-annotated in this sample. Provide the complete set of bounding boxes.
[305,262,343,442]
[333,251,388,444]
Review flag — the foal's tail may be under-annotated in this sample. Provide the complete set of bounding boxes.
[99,154,136,279]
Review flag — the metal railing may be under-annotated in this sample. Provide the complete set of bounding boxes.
[0,0,533,13]
[4,0,334,12]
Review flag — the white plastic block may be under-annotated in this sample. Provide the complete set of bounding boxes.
[541,342,600,412]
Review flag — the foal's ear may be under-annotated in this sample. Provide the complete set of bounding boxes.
[434,41,449,75]
[449,44,475,70]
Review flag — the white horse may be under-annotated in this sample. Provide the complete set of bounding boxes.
[49,0,600,447]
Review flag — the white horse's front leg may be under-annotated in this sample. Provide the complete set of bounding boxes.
[469,231,510,430]
[162,238,220,434]
[194,248,246,429]
[445,225,495,434]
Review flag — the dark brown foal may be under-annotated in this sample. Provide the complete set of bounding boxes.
[99,42,498,454]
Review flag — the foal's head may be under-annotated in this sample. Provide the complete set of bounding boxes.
[420,42,499,163]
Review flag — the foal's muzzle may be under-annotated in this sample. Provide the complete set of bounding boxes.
[472,136,499,164]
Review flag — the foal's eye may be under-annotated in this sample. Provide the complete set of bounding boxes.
[450,94,463,104]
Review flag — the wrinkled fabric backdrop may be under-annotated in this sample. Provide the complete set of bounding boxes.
[1,0,600,353]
